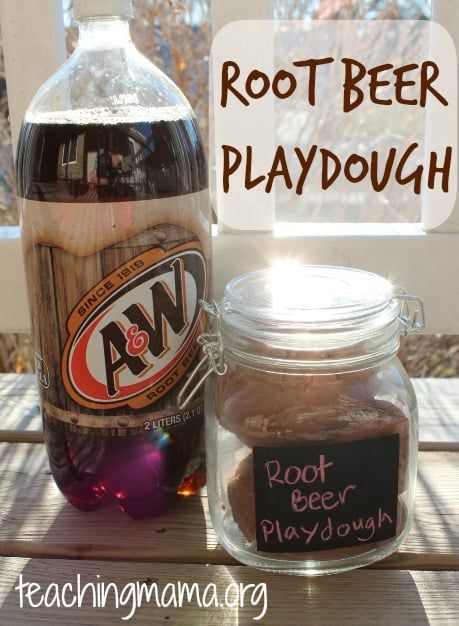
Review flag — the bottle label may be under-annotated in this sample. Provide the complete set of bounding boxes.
[252,434,400,553]
[21,191,210,433]
[62,241,207,410]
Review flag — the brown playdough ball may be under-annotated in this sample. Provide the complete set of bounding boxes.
[216,367,406,445]
[227,453,256,543]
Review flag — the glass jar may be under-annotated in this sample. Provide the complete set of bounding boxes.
[191,265,424,575]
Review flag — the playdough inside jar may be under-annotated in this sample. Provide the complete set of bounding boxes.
[205,265,421,574]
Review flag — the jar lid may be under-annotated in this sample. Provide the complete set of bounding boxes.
[224,265,394,327]
[214,264,424,372]
[178,265,424,406]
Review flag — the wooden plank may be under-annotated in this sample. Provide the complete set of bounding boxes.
[0,559,458,625]
[212,225,459,334]
[413,379,459,445]
[0,373,37,393]
[3,224,459,334]
[0,0,66,153]
[0,443,456,568]
[0,376,42,442]
[428,0,459,233]
[419,441,459,452]
[0,376,457,450]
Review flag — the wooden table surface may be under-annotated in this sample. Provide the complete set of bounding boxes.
[0,374,458,624]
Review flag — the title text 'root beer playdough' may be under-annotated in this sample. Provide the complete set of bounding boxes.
[17,0,211,518]
[200,265,423,574]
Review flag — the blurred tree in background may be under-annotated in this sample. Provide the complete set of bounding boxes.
[0,0,456,376]
[275,0,430,19]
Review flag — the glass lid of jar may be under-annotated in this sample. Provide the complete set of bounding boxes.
[223,265,395,327]
[177,265,425,407]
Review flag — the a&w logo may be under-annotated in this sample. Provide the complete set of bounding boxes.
[62,241,207,410]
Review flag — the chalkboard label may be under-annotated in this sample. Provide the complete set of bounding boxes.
[253,434,400,553]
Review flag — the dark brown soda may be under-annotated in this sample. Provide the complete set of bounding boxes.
[17,119,207,202]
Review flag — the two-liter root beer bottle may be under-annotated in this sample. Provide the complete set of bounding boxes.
[16,0,211,518]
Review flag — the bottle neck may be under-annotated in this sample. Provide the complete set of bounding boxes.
[77,18,132,49]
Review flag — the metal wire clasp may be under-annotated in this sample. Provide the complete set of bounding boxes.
[178,299,227,410]
[395,290,426,336]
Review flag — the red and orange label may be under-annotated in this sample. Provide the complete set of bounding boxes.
[62,241,207,411]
